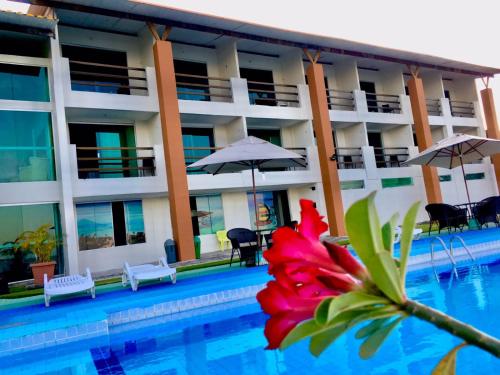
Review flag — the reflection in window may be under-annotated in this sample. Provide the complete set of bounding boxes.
[190,195,225,235]
[247,190,291,231]
[76,200,146,250]
[0,111,55,183]
[182,128,215,175]
[0,203,63,282]
[0,63,49,101]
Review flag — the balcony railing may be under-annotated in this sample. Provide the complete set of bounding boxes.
[75,146,155,179]
[426,99,442,116]
[450,100,475,118]
[326,89,355,111]
[246,81,299,107]
[332,147,364,169]
[175,73,232,102]
[365,93,401,114]
[184,146,307,173]
[68,60,148,95]
[374,147,409,168]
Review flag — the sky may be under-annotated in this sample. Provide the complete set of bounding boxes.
[2,0,500,108]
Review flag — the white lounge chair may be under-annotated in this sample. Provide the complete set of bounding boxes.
[44,268,95,307]
[122,257,176,291]
[394,226,423,244]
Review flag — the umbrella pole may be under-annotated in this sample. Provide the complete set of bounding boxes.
[460,156,472,205]
[251,163,262,253]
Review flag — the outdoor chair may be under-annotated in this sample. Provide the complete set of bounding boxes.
[425,203,468,235]
[472,196,500,228]
[227,228,259,267]
[394,226,423,244]
[122,257,176,291]
[216,230,231,250]
[44,268,95,307]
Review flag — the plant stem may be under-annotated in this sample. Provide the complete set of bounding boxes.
[403,299,500,358]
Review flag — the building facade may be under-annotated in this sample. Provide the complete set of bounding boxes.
[0,2,499,280]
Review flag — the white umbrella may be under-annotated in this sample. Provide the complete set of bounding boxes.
[188,136,307,236]
[405,133,500,204]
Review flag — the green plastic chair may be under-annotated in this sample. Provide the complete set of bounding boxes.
[216,230,231,251]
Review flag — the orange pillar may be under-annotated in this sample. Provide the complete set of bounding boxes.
[153,40,195,261]
[408,76,443,204]
[480,87,500,191]
[306,62,346,236]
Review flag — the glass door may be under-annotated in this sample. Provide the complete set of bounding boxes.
[96,132,123,178]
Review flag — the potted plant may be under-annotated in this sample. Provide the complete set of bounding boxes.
[14,224,57,286]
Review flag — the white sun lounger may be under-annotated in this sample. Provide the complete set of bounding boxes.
[394,226,423,244]
[122,257,176,291]
[44,268,95,307]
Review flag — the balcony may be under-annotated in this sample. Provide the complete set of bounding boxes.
[70,145,165,199]
[333,148,364,169]
[246,81,299,107]
[175,73,232,103]
[366,93,401,114]
[426,99,442,116]
[450,100,475,118]
[61,58,158,119]
[327,89,355,111]
[373,147,409,168]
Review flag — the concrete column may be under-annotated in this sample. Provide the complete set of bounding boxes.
[480,88,500,192]
[306,62,346,236]
[408,76,443,204]
[49,34,79,274]
[153,40,195,261]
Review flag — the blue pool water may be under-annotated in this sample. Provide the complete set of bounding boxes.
[1,259,499,374]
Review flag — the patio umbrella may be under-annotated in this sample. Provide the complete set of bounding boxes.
[188,136,307,236]
[405,133,500,204]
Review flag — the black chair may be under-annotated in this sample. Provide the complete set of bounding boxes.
[227,228,259,267]
[472,196,500,228]
[425,204,468,235]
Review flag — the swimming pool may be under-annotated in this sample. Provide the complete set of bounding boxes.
[1,258,499,374]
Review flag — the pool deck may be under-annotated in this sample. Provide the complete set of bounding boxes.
[0,227,499,358]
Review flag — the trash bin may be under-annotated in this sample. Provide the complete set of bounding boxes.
[164,239,177,263]
[194,235,201,259]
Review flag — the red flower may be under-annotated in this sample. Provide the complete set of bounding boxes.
[258,199,366,349]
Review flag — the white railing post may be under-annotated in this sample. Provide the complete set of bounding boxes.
[353,90,368,113]
[230,77,250,105]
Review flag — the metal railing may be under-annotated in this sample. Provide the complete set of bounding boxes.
[68,60,148,95]
[326,89,355,111]
[75,146,155,179]
[365,92,401,113]
[246,81,299,107]
[373,147,409,168]
[332,147,364,169]
[184,146,307,172]
[450,100,475,118]
[426,99,442,116]
[175,73,232,102]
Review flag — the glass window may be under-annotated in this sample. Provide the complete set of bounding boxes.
[174,60,210,101]
[381,177,414,188]
[194,195,225,235]
[0,111,55,182]
[341,180,365,190]
[439,175,452,182]
[124,201,146,244]
[0,203,63,282]
[77,203,114,250]
[247,191,289,231]
[182,128,215,175]
[465,173,485,180]
[0,64,49,101]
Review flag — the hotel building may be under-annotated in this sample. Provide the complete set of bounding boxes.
[0,1,499,281]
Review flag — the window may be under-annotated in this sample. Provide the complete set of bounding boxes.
[0,203,63,282]
[174,60,209,101]
[0,111,55,182]
[0,64,49,101]
[439,175,452,182]
[341,180,365,190]
[381,177,414,188]
[247,128,282,146]
[465,173,485,181]
[182,128,215,174]
[190,195,225,235]
[76,200,145,250]
[240,67,276,106]
[247,190,291,231]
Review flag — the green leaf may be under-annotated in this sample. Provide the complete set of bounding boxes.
[399,201,420,289]
[359,316,404,359]
[314,297,334,325]
[381,213,398,255]
[327,291,390,322]
[309,323,350,357]
[345,193,405,303]
[355,318,392,339]
[281,319,320,350]
[432,343,467,375]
